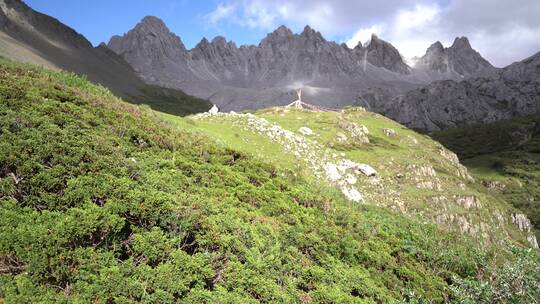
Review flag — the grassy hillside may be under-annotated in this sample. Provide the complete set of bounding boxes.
[0,60,538,303]
[163,106,537,249]
[434,114,540,241]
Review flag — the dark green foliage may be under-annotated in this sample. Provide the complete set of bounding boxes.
[0,60,538,303]
[129,85,212,117]
[450,247,540,303]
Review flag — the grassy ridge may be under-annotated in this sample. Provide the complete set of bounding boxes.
[164,106,534,248]
[0,60,538,303]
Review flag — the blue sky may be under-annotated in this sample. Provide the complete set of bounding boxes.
[24,0,540,66]
[24,0,307,49]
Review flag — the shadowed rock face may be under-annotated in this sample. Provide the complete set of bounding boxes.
[107,16,197,86]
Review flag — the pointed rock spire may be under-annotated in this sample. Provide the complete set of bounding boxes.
[364,34,409,74]
[451,36,471,50]
[272,25,294,37]
[107,15,187,54]
[211,36,227,46]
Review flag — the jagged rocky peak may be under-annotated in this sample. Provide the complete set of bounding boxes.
[196,37,210,47]
[427,41,444,53]
[211,36,227,46]
[107,15,186,56]
[449,36,495,75]
[420,41,449,73]
[272,25,294,37]
[300,25,325,41]
[260,25,294,47]
[363,34,410,74]
[451,36,471,50]
[210,36,238,49]
[418,36,494,77]
[138,16,169,32]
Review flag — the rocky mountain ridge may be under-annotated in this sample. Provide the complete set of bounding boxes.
[107,16,496,114]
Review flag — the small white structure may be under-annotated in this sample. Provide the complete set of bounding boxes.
[285,88,337,112]
[208,104,219,115]
[287,89,303,109]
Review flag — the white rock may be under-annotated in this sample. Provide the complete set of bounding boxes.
[527,235,539,248]
[357,164,377,177]
[383,128,397,137]
[324,163,341,182]
[342,187,363,202]
[298,127,313,135]
[512,213,532,232]
[345,174,357,185]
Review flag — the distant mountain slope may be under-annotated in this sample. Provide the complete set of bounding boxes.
[0,0,211,116]
[1,58,538,304]
[374,52,540,131]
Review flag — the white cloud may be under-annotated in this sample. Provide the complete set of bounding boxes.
[206,0,540,66]
[394,4,439,33]
[206,3,237,24]
[346,4,442,58]
[346,24,385,48]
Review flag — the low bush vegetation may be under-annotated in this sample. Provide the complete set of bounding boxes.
[0,60,538,303]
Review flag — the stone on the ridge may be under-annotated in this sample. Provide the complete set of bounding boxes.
[383,128,397,137]
[299,127,313,136]
[342,187,363,202]
[357,164,377,177]
[324,163,341,182]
